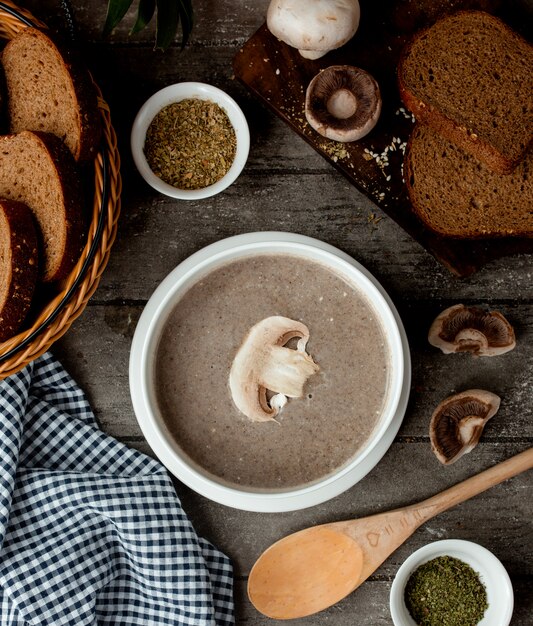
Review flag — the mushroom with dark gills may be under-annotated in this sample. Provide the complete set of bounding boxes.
[229,316,319,423]
[266,0,360,60]
[305,66,382,142]
[430,390,501,465]
[428,304,516,356]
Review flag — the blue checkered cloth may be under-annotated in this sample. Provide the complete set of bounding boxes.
[0,353,234,625]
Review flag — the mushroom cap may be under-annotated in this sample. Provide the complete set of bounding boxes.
[266,0,360,59]
[429,389,501,465]
[428,304,516,357]
[305,65,381,142]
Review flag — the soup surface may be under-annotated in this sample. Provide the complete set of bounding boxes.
[154,253,391,489]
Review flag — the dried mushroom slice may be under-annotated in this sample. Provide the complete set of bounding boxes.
[428,304,515,356]
[229,316,319,423]
[430,389,501,465]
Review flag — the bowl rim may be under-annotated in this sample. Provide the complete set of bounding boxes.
[390,539,514,626]
[129,232,411,511]
[130,81,250,200]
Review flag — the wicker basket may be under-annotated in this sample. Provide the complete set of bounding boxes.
[0,0,122,379]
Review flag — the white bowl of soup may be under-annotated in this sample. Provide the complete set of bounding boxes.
[129,232,410,512]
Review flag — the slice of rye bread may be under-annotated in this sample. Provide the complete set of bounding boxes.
[2,27,102,162]
[405,124,532,238]
[0,199,39,342]
[398,11,533,174]
[0,130,84,282]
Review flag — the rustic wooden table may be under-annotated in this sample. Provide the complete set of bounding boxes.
[22,1,532,623]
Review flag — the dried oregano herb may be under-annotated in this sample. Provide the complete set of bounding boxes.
[144,99,236,190]
[404,555,488,626]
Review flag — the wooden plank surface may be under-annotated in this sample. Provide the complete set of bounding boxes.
[14,1,533,624]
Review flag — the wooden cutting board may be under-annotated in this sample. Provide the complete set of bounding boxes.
[233,0,533,277]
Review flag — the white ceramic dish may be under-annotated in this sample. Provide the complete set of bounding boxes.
[129,232,411,512]
[390,539,514,626]
[131,82,250,199]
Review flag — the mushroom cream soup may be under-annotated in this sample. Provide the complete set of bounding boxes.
[154,254,391,490]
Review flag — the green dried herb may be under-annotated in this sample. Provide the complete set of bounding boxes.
[144,99,237,190]
[404,555,488,626]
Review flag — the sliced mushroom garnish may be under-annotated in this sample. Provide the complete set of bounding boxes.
[229,316,319,423]
[430,389,501,465]
[305,65,382,142]
[428,304,515,356]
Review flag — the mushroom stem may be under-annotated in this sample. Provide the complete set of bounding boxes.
[327,89,358,118]
[298,48,327,60]
[454,328,489,353]
[261,345,319,398]
[458,415,486,451]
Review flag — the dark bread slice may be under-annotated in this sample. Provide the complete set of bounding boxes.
[0,130,84,282]
[0,199,39,342]
[2,27,102,162]
[398,11,533,174]
[405,124,532,238]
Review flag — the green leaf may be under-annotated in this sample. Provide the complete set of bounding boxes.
[104,0,194,51]
[176,0,194,49]
[155,0,180,51]
[131,0,156,34]
[103,0,135,37]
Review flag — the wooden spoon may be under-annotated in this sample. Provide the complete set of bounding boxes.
[248,447,533,620]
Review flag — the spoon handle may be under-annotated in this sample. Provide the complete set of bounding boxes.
[414,447,533,522]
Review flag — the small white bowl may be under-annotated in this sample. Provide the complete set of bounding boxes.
[131,82,250,200]
[129,232,411,512]
[390,539,514,626]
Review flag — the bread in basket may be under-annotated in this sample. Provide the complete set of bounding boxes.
[0,0,121,379]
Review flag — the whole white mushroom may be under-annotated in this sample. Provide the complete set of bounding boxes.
[266,0,361,60]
